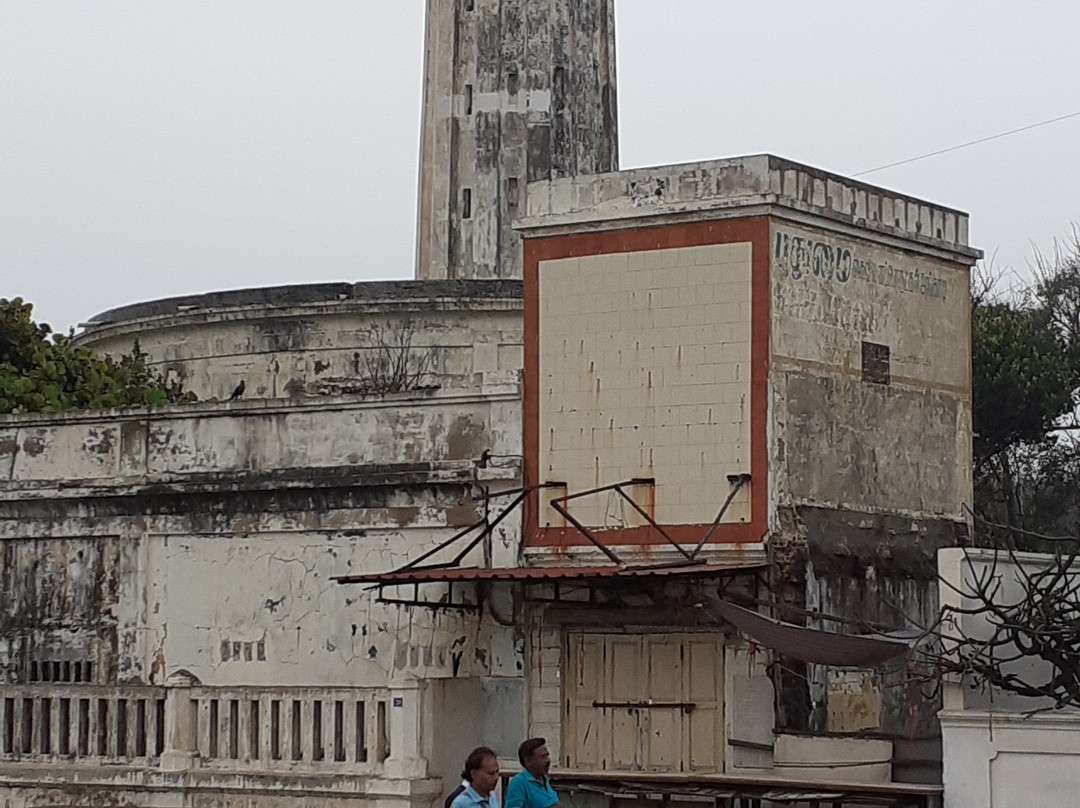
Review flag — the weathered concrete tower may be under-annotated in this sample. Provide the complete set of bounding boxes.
[415,0,618,280]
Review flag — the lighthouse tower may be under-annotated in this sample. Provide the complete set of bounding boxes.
[415,0,619,280]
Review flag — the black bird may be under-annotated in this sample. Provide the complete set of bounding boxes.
[228,380,246,401]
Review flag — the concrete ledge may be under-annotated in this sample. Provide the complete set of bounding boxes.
[773,735,893,783]
[518,154,981,263]
[0,766,443,800]
[80,279,523,338]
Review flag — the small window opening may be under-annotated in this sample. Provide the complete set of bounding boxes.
[3,699,13,754]
[40,699,51,754]
[464,84,473,115]
[376,700,389,762]
[507,70,519,96]
[22,699,33,754]
[462,188,472,219]
[228,700,239,759]
[862,341,891,385]
[59,698,71,755]
[95,699,108,756]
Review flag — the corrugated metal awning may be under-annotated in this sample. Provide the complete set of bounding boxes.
[333,561,764,586]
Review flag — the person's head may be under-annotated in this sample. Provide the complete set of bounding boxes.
[517,737,550,778]
[461,746,500,797]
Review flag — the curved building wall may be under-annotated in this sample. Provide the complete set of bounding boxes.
[4,279,529,798]
[78,280,524,402]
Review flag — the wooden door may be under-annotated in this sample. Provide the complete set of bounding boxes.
[564,633,724,773]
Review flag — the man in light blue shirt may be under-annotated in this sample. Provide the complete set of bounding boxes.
[450,747,501,808]
[505,738,558,808]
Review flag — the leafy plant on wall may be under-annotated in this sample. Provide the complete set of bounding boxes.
[0,297,196,414]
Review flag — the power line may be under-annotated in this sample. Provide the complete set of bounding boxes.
[853,110,1080,177]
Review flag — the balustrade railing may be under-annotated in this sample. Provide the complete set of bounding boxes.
[0,685,166,764]
[0,683,394,775]
[187,686,390,772]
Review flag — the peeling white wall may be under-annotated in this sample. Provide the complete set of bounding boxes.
[1,393,520,485]
[82,301,522,403]
[1,389,523,687]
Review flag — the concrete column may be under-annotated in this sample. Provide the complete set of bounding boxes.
[415,0,618,281]
[160,671,198,772]
[383,681,428,778]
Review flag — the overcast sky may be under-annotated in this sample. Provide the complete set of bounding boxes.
[3,1,1079,332]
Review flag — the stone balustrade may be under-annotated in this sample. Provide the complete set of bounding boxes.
[0,681,423,778]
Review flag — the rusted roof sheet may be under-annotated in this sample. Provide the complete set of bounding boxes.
[334,561,764,586]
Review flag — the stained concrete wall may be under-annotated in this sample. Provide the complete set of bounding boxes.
[416,0,618,281]
[0,395,518,484]
[77,281,523,403]
[3,286,528,808]
[0,390,522,690]
[764,222,974,768]
[769,221,972,519]
[766,217,974,742]
[0,536,121,685]
[522,155,974,257]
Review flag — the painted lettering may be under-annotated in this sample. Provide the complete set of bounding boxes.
[774,230,947,299]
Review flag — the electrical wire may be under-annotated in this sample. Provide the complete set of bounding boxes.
[853,109,1080,177]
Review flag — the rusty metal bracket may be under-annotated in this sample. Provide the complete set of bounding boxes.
[337,482,564,610]
[550,478,700,565]
[394,482,563,575]
[689,473,751,560]
[374,583,481,612]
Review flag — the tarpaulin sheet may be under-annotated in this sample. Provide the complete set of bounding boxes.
[713,599,912,666]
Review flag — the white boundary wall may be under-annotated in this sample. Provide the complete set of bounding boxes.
[938,548,1080,806]
[940,709,1080,806]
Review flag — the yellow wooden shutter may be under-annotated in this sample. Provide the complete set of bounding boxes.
[563,632,725,774]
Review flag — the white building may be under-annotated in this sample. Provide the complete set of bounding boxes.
[0,4,982,807]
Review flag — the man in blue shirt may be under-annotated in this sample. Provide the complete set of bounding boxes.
[504,738,559,808]
[450,747,501,808]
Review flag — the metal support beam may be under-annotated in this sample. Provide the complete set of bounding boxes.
[690,473,751,560]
